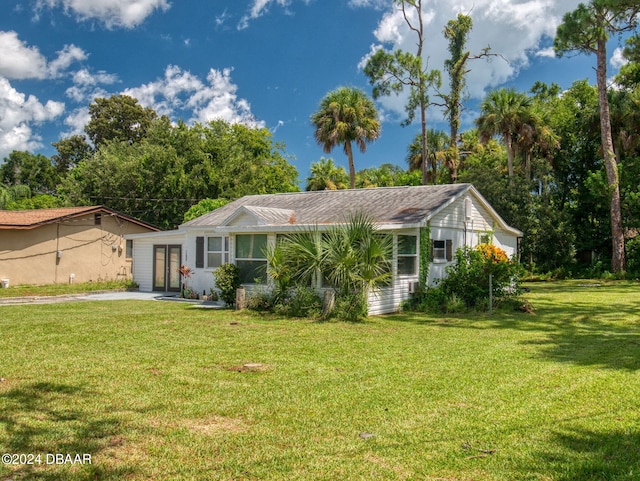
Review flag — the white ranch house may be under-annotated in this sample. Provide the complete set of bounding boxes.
[127,184,522,315]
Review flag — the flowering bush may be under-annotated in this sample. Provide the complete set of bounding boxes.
[477,243,509,264]
[411,244,521,313]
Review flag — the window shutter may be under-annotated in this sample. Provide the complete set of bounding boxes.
[196,237,204,268]
[446,240,453,262]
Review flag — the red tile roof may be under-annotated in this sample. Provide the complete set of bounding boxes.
[0,206,160,230]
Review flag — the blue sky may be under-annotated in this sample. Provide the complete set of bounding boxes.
[0,0,628,185]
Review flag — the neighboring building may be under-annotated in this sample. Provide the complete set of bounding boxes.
[0,206,160,286]
[127,184,522,314]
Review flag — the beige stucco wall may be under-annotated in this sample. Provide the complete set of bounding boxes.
[0,213,155,286]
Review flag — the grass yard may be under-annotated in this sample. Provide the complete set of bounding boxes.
[1,281,639,480]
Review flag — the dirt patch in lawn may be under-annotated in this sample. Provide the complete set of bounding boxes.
[185,416,249,436]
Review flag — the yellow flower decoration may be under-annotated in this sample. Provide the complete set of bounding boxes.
[476,243,509,264]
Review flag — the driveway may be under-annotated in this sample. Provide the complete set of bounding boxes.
[0,291,169,306]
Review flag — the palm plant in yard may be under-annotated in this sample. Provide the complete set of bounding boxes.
[322,212,392,298]
[269,212,392,321]
[311,87,381,189]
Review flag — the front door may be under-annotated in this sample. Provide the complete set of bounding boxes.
[153,245,182,292]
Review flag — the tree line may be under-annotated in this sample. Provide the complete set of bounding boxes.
[307,0,640,277]
[2,0,640,277]
[0,95,299,229]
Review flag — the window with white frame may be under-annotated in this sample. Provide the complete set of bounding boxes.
[432,239,453,261]
[235,234,268,284]
[207,236,229,268]
[397,235,418,276]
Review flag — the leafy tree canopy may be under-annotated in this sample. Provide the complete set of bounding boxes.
[0,151,58,194]
[85,94,158,147]
[61,117,299,228]
[183,198,231,223]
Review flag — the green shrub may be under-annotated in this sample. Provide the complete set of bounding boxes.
[213,263,241,307]
[410,286,448,313]
[627,237,640,278]
[444,293,465,313]
[331,291,368,322]
[275,286,323,318]
[441,245,520,308]
[246,287,275,312]
[410,244,521,313]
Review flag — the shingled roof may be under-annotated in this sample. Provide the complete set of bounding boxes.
[183,184,473,228]
[0,206,160,231]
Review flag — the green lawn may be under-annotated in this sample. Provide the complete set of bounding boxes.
[1,281,639,480]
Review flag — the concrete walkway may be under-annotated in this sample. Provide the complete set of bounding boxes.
[0,291,173,306]
[0,291,225,308]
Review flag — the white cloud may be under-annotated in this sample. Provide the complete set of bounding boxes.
[361,0,584,117]
[0,31,48,80]
[0,34,88,155]
[65,68,118,102]
[0,77,65,157]
[271,120,285,133]
[188,68,265,128]
[348,0,387,8]
[237,0,366,29]
[123,65,264,128]
[123,65,202,117]
[35,0,170,29]
[62,106,91,137]
[59,65,263,143]
[536,47,556,58]
[238,0,291,30]
[215,9,229,28]
[610,47,628,70]
[72,68,119,87]
[0,31,87,80]
[48,44,88,77]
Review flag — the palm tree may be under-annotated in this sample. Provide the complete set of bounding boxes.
[311,87,381,189]
[476,88,532,182]
[516,104,560,182]
[305,157,349,191]
[407,129,450,183]
[555,0,640,273]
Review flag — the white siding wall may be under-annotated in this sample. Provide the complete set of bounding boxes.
[185,230,224,296]
[427,194,519,286]
[368,280,417,316]
[429,194,520,283]
[130,232,185,292]
[132,239,154,292]
[184,231,279,297]
[368,228,420,315]
[428,226,464,286]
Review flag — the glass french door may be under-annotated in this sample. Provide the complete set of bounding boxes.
[153,245,182,292]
